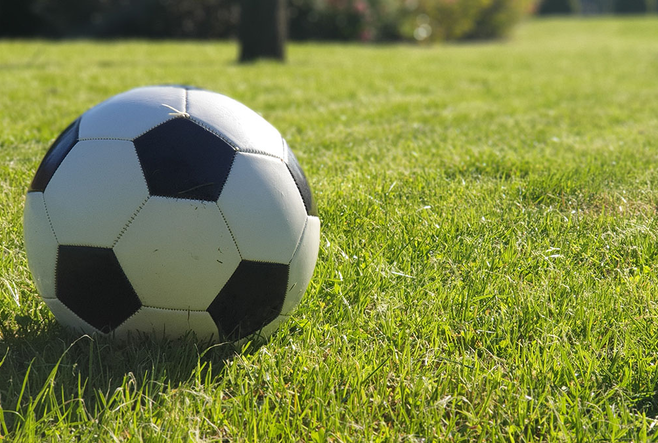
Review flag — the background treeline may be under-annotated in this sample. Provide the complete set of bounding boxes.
[0,0,655,41]
[539,0,657,14]
[0,0,532,42]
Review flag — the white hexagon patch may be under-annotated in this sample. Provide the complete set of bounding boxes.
[44,140,148,247]
[43,298,101,335]
[187,89,284,158]
[23,192,59,300]
[283,216,320,316]
[218,152,307,263]
[114,196,241,311]
[79,86,186,140]
[114,307,219,341]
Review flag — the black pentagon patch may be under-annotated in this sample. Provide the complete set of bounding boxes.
[284,140,318,216]
[134,118,236,201]
[29,118,81,192]
[56,245,141,332]
[207,260,288,341]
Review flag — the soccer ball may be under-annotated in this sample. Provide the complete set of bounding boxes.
[23,85,320,342]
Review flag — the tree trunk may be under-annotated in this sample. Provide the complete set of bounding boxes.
[239,0,287,62]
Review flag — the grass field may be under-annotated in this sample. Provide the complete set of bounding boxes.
[2,17,658,441]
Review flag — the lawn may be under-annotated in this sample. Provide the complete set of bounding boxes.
[2,16,658,441]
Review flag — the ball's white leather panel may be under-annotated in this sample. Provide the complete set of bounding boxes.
[43,298,101,335]
[114,196,241,311]
[187,89,284,158]
[283,216,320,315]
[23,192,59,300]
[114,307,219,341]
[44,140,148,247]
[218,153,307,263]
[79,86,186,140]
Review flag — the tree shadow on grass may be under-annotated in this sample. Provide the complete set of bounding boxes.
[0,315,262,433]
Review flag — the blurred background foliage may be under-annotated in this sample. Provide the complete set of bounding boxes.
[0,0,655,41]
[29,0,240,39]
[537,0,580,14]
[538,0,656,14]
[613,0,652,13]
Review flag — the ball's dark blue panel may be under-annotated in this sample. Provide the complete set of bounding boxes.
[134,118,236,201]
[284,140,318,216]
[29,118,81,192]
[207,260,288,341]
[56,245,142,332]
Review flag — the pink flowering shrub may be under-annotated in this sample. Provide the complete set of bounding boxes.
[400,0,532,41]
[289,0,531,42]
[289,0,398,41]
